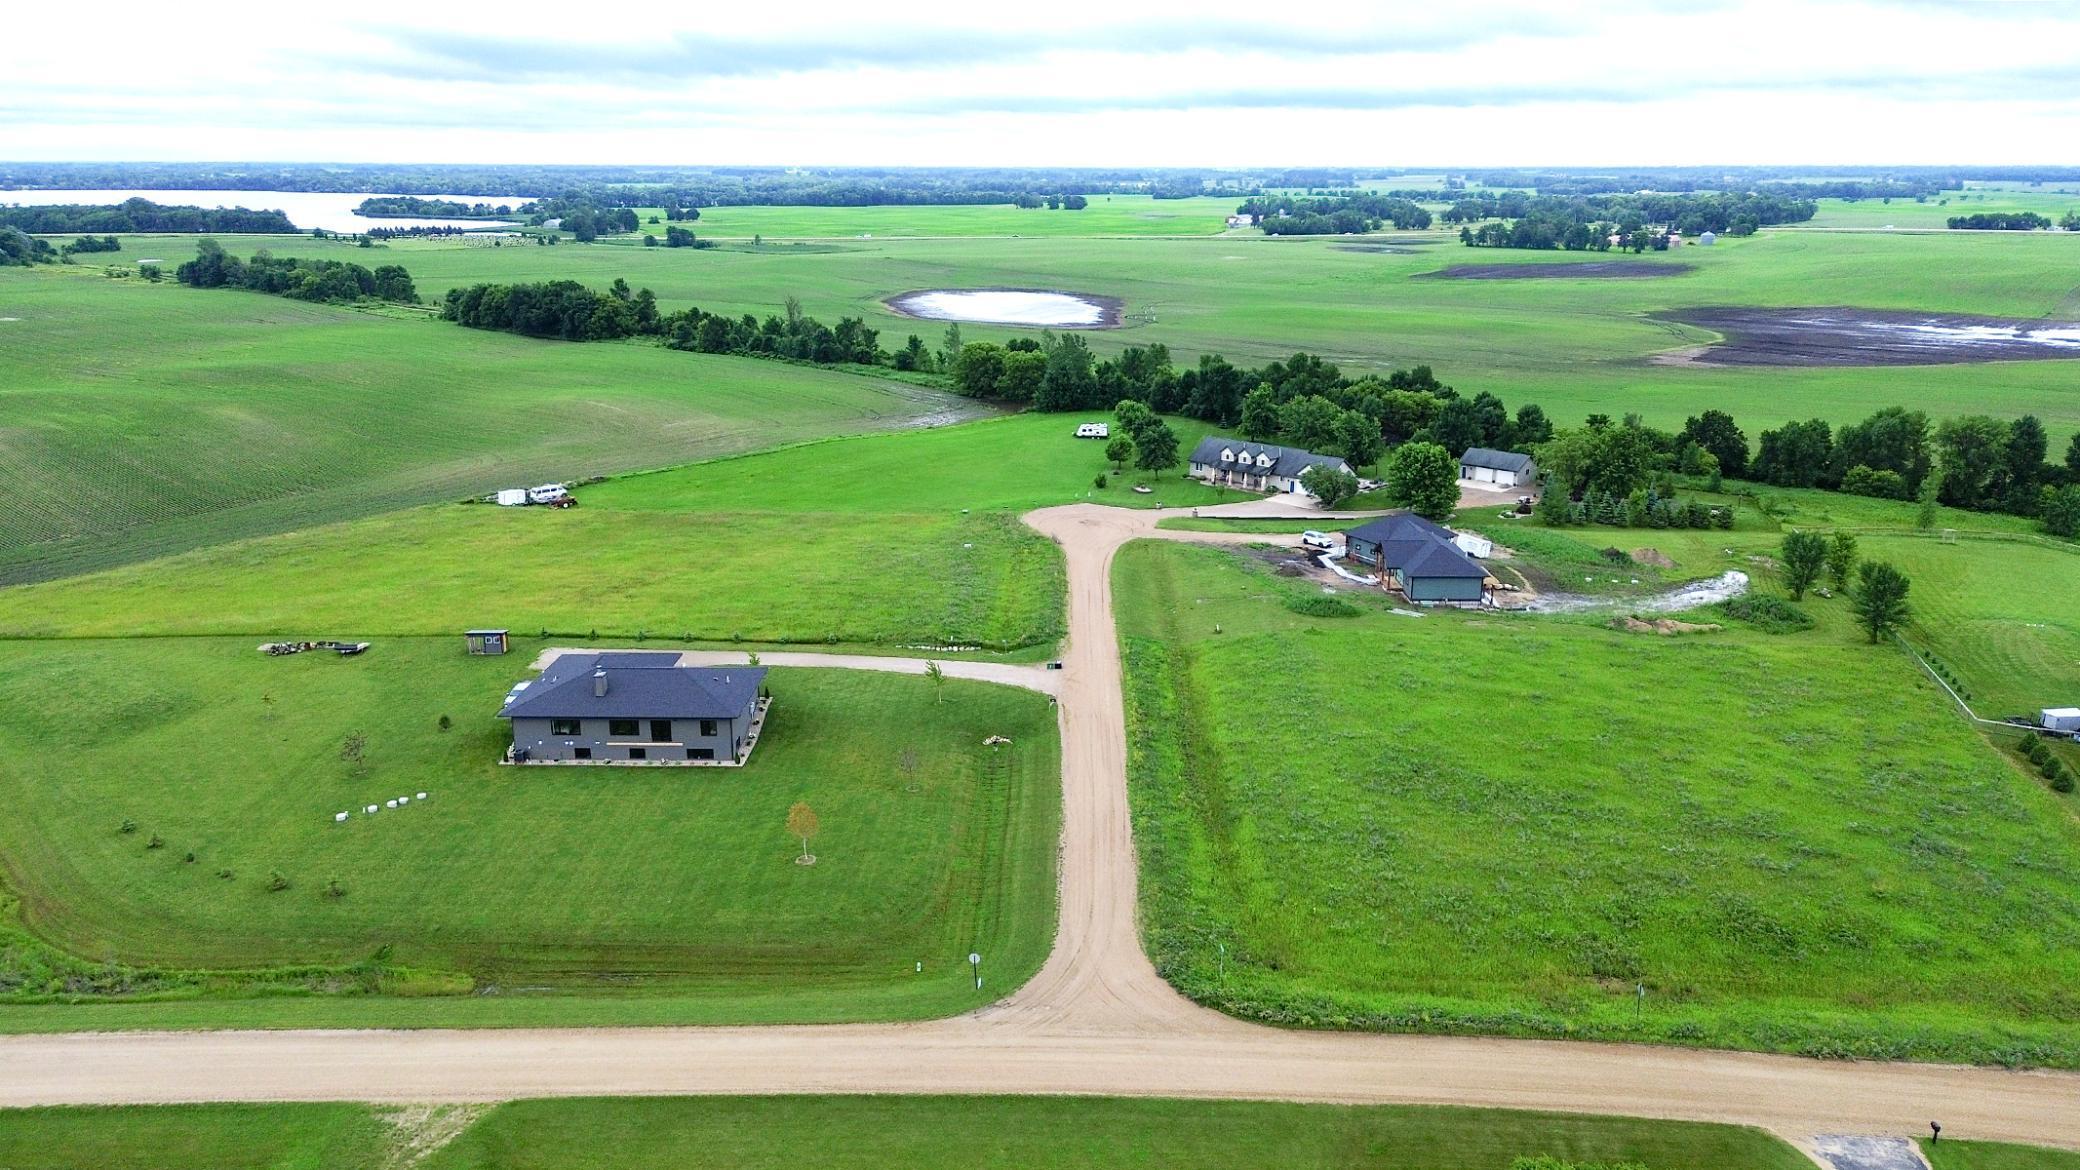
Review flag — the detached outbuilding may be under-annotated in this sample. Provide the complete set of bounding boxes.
[1460,447,1538,488]
[2044,707,2080,733]
[500,651,769,765]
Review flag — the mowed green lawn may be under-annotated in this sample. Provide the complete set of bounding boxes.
[0,268,988,584]
[0,640,1059,1026]
[139,221,2080,445]
[0,413,1246,649]
[0,1097,1813,1170]
[0,1103,387,1170]
[1116,535,2080,1066]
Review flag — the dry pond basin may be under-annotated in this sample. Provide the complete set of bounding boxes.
[885,288,1122,328]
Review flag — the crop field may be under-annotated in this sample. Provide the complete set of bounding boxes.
[0,414,1249,648]
[1799,189,2080,229]
[634,193,1242,237]
[0,268,989,584]
[1115,530,2080,1065]
[0,1097,1812,1170]
[112,220,2080,447]
[0,641,1059,1027]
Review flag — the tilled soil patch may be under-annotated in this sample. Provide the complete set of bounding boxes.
[1418,261,1695,280]
[1655,305,2080,366]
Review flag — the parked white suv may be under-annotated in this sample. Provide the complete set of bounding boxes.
[1300,530,1337,551]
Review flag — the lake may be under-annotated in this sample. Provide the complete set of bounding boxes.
[885,288,1121,328]
[0,189,519,233]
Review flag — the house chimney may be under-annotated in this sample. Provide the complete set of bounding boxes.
[593,669,608,697]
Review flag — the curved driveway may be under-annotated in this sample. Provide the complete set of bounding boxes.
[5,501,2077,1158]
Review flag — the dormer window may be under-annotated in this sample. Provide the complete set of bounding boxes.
[1220,448,1234,462]
[1257,454,1273,468]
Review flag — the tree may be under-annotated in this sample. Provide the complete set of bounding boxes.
[1780,531,1827,600]
[1512,403,1554,446]
[1935,415,2009,509]
[785,801,820,863]
[1422,397,1485,456]
[938,323,964,372]
[1916,472,1942,530]
[1237,384,1282,441]
[951,342,1005,398]
[2041,483,2080,538]
[1036,333,1095,411]
[1384,442,1459,521]
[2067,432,2080,479]
[1300,464,1360,508]
[1278,394,1344,453]
[1104,436,1134,471]
[1851,561,1912,643]
[1824,532,1858,592]
[1133,420,1180,477]
[339,731,367,772]
[924,660,945,703]
[997,349,1046,402]
[1334,408,1384,468]
[1834,406,1929,493]
[1996,414,2049,511]
[1752,419,1835,488]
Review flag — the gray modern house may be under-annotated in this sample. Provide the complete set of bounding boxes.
[1188,436,1352,494]
[1343,513,1489,606]
[500,651,769,766]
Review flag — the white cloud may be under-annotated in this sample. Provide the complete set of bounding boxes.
[4,0,2076,164]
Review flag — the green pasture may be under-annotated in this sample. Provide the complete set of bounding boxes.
[422,1096,1810,1170]
[116,222,2080,447]
[1115,531,2080,1065]
[1800,189,2080,229]
[1922,1137,2080,1170]
[0,268,987,584]
[633,193,1242,237]
[0,642,1058,1025]
[0,1098,1811,1170]
[0,1103,386,1170]
[0,413,1251,647]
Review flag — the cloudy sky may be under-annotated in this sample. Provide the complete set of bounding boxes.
[5,0,2077,166]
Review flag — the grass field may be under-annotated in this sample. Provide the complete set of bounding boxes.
[0,1103,387,1170]
[1115,527,2080,1065]
[1922,1137,2080,1170]
[0,1097,1813,1170]
[1800,189,2080,229]
[0,268,988,584]
[0,413,1250,648]
[101,221,2080,447]
[0,642,1059,1025]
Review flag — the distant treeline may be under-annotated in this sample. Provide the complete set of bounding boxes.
[358,225,477,240]
[1236,193,1432,234]
[1946,212,2054,230]
[175,240,418,305]
[0,198,295,234]
[354,196,515,218]
[1440,191,1814,236]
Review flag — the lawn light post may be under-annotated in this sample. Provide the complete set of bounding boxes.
[969,951,982,991]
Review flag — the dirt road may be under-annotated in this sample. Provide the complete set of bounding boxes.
[5,502,2075,1158]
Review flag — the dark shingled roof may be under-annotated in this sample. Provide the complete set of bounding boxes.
[1343,512,1486,579]
[1187,435,1350,480]
[1343,512,1456,547]
[1460,447,1535,474]
[500,652,765,721]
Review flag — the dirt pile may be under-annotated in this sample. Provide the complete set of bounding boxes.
[1611,616,1722,635]
[1631,548,1676,568]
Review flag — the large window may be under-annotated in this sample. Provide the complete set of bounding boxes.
[550,718,581,736]
[608,719,639,737]
[699,719,718,737]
